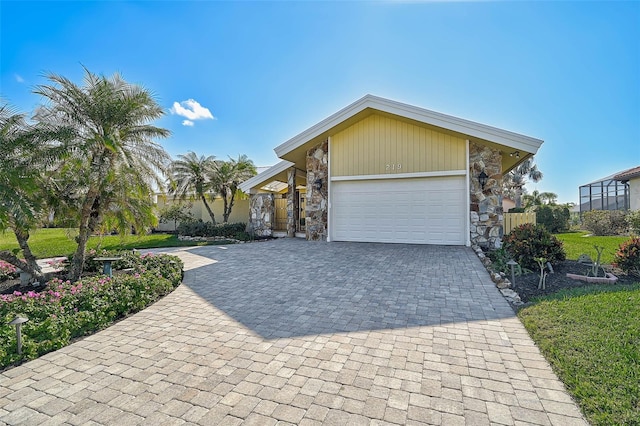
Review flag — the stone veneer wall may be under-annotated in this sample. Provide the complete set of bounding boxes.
[248,193,274,237]
[306,139,329,241]
[469,142,503,249]
[286,168,298,237]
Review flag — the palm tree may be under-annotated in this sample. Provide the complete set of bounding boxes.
[34,69,171,280]
[503,158,543,208]
[210,155,257,223]
[523,190,558,210]
[0,104,43,277]
[168,151,218,223]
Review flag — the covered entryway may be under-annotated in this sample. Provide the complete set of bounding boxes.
[330,176,466,244]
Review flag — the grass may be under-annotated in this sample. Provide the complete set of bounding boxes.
[0,228,214,259]
[555,231,631,264]
[519,284,640,426]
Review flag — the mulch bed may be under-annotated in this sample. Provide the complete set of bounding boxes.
[509,260,639,303]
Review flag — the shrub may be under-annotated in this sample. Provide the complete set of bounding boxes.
[503,223,566,270]
[0,261,18,282]
[614,237,640,277]
[582,210,628,236]
[177,220,247,239]
[536,205,570,233]
[0,252,183,369]
[627,210,640,236]
[508,207,526,213]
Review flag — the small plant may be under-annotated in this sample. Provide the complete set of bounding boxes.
[614,237,640,277]
[586,245,607,278]
[534,257,548,290]
[503,223,566,270]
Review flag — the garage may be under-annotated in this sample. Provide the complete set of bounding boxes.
[330,176,467,245]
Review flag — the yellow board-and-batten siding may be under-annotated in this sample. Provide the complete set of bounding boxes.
[330,113,467,178]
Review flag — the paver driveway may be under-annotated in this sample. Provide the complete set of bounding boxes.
[0,240,586,425]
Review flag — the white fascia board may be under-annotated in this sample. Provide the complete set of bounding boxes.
[239,160,294,193]
[274,94,543,158]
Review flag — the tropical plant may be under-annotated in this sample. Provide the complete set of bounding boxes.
[0,104,56,278]
[33,69,171,281]
[523,190,558,210]
[210,155,257,223]
[168,151,218,223]
[502,158,543,208]
[614,237,640,277]
[503,223,566,270]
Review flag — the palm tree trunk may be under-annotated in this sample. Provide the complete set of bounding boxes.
[201,194,216,224]
[515,187,523,209]
[14,228,42,277]
[223,192,235,223]
[70,193,98,281]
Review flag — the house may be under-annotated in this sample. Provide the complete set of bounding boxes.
[239,95,543,249]
[578,165,640,214]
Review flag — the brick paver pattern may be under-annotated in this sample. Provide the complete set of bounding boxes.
[0,240,587,425]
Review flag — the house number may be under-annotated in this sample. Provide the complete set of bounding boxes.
[385,163,402,172]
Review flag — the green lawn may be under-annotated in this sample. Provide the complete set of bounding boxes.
[555,232,631,264]
[518,284,640,426]
[0,228,212,258]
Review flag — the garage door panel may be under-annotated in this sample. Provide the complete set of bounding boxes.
[330,176,466,245]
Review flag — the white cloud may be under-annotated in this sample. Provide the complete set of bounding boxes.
[170,99,215,124]
[15,74,24,83]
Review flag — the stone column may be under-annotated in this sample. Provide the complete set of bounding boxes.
[469,142,503,249]
[286,167,298,237]
[248,193,274,237]
[306,139,329,241]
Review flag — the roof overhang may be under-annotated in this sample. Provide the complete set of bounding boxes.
[239,160,307,194]
[274,94,543,174]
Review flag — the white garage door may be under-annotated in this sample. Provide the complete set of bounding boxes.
[330,176,466,245]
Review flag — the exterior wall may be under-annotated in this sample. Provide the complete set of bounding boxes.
[306,139,329,241]
[331,113,466,177]
[248,193,274,237]
[155,197,250,231]
[630,177,640,211]
[286,168,299,237]
[469,142,503,249]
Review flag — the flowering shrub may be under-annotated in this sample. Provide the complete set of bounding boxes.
[0,261,18,282]
[614,237,640,277]
[0,252,183,369]
[503,223,566,270]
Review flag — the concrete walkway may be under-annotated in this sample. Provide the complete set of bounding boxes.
[0,240,587,425]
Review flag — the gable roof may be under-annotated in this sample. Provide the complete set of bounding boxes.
[275,94,543,161]
[242,95,544,193]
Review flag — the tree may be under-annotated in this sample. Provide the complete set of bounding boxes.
[168,151,218,223]
[503,158,543,208]
[523,190,558,210]
[34,69,171,281]
[159,203,194,232]
[210,155,257,223]
[0,104,43,277]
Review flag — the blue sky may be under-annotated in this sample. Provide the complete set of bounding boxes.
[1,1,639,204]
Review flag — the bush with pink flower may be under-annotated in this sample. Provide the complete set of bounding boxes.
[0,252,183,369]
[0,261,18,282]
